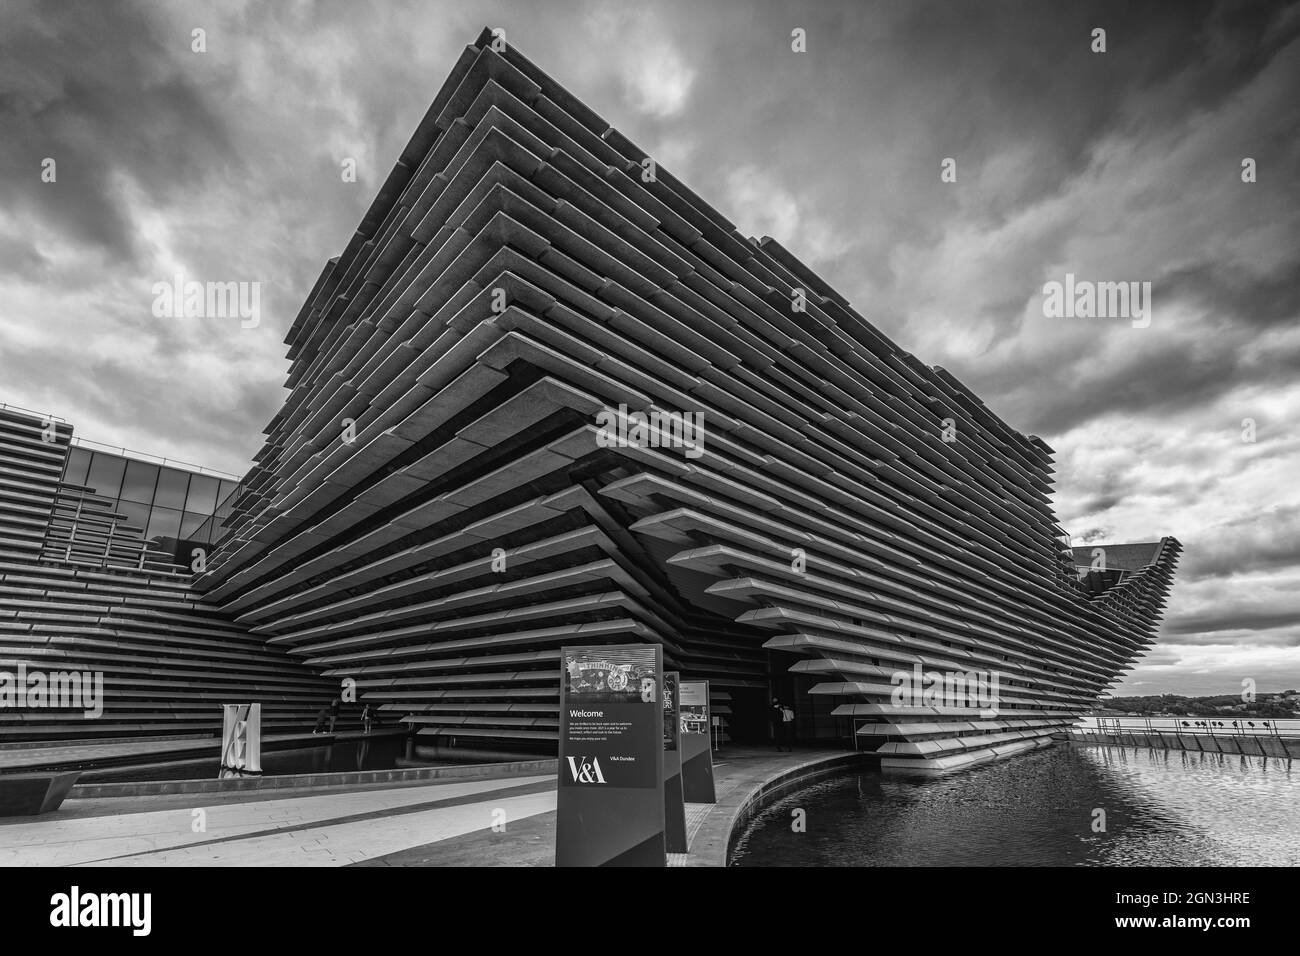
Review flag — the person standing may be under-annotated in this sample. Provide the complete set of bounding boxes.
[361,703,373,734]
[771,696,793,752]
[328,696,341,734]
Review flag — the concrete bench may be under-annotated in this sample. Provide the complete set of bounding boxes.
[0,770,80,815]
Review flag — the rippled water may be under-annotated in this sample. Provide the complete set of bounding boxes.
[731,744,1300,866]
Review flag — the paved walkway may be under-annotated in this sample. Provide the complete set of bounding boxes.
[0,747,857,866]
[0,775,555,866]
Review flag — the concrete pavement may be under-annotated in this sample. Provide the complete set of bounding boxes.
[0,747,859,866]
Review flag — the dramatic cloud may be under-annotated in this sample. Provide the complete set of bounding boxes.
[1,0,1296,692]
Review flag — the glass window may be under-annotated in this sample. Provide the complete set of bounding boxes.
[180,510,209,538]
[185,475,221,515]
[85,453,127,500]
[119,460,160,505]
[113,500,151,534]
[190,515,217,544]
[216,480,240,511]
[63,447,91,486]
[212,515,235,544]
[145,506,182,541]
[152,467,190,511]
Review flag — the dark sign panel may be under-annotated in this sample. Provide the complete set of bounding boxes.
[663,671,687,852]
[663,671,678,751]
[679,680,716,803]
[556,644,665,866]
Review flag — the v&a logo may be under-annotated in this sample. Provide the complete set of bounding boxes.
[566,756,607,784]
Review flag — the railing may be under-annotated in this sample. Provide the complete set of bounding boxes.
[0,401,67,423]
[1079,715,1300,739]
[68,436,244,482]
[2,401,245,481]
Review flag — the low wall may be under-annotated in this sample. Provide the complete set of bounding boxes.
[70,758,558,798]
[682,752,873,867]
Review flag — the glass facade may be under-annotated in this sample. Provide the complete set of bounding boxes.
[61,446,240,546]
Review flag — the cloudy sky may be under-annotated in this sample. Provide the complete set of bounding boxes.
[2,0,1297,695]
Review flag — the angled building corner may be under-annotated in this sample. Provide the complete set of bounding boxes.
[186,29,1184,770]
[1,28,1182,772]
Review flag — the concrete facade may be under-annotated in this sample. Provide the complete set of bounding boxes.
[0,30,1181,769]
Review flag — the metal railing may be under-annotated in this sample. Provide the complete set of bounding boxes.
[1081,715,1300,739]
[2,400,245,481]
[0,401,67,423]
[68,436,245,482]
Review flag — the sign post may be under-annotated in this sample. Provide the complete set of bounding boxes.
[556,644,665,866]
[679,680,716,803]
[663,671,688,852]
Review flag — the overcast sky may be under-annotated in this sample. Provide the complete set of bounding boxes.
[2,0,1298,696]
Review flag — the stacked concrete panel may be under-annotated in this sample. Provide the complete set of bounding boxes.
[190,31,1181,768]
[0,406,70,561]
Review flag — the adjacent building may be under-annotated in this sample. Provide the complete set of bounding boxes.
[0,404,333,740]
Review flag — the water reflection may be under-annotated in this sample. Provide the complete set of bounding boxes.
[730,744,1299,866]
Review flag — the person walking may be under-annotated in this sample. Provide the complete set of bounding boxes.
[361,703,373,735]
[328,696,341,734]
[312,705,329,735]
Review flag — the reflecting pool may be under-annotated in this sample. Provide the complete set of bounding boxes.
[731,744,1300,866]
